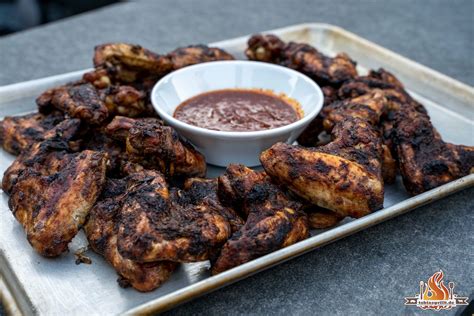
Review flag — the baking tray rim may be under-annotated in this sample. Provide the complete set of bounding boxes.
[0,22,473,315]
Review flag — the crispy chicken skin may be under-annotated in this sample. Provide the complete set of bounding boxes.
[100,85,150,118]
[36,82,110,124]
[168,45,234,70]
[212,165,309,274]
[2,119,81,194]
[9,149,107,257]
[0,111,65,155]
[261,91,387,218]
[92,43,234,85]
[246,34,358,86]
[79,127,125,173]
[391,103,474,195]
[296,86,339,147]
[116,168,231,263]
[84,178,177,291]
[106,116,206,178]
[303,206,344,229]
[261,124,384,219]
[93,43,173,77]
[181,178,244,233]
[339,68,474,194]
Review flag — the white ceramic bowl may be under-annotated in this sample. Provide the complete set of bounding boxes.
[151,60,323,167]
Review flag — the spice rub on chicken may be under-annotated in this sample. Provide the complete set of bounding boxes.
[212,164,309,274]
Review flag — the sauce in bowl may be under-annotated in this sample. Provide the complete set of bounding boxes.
[173,89,302,132]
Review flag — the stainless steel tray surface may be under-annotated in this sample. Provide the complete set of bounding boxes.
[0,23,473,315]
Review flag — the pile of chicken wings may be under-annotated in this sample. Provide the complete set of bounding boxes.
[0,35,472,292]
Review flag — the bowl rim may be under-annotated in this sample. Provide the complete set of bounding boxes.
[151,60,324,139]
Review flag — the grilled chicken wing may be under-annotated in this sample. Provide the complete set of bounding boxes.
[93,43,173,79]
[261,91,388,218]
[106,116,206,178]
[391,103,474,195]
[2,119,81,194]
[92,43,234,85]
[116,167,231,263]
[212,164,309,274]
[339,68,474,194]
[85,177,177,291]
[0,111,65,155]
[8,147,107,257]
[168,45,234,70]
[36,82,109,124]
[246,34,358,86]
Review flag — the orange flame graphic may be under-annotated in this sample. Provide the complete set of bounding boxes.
[405,270,469,311]
[422,270,450,301]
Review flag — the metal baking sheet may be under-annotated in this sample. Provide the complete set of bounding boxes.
[0,23,473,315]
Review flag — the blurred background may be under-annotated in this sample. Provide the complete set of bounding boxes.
[0,0,119,36]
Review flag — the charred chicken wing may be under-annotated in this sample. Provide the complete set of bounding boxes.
[8,149,107,257]
[0,111,65,155]
[339,68,474,194]
[212,164,309,274]
[181,178,244,233]
[261,92,388,218]
[106,116,206,178]
[116,167,231,263]
[85,177,177,292]
[2,118,81,194]
[246,34,358,86]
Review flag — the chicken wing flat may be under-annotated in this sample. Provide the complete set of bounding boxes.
[116,167,231,263]
[8,149,107,257]
[212,164,308,274]
[261,91,388,218]
[93,43,173,79]
[2,118,81,194]
[0,111,65,155]
[106,116,206,178]
[168,45,234,70]
[85,178,177,292]
[246,34,358,86]
[261,124,384,218]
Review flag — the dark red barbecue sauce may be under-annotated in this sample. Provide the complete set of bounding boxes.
[173,89,302,132]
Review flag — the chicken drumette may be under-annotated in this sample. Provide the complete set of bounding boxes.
[212,164,309,274]
[106,116,206,178]
[246,34,357,86]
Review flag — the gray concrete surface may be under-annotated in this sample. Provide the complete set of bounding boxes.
[0,0,473,315]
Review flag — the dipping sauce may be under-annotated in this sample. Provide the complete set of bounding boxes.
[173,89,302,132]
